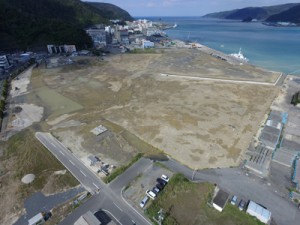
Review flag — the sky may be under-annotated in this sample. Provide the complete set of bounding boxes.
[83,0,300,16]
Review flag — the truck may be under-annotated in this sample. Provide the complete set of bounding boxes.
[28,212,45,225]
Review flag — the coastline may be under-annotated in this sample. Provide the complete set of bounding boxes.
[167,38,283,76]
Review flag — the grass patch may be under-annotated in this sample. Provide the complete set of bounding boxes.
[129,48,158,54]
[4,129,78,197]
[34,86,83,119]
[103,152,143,183]
[146,173,264,225]
[121,130,162,155]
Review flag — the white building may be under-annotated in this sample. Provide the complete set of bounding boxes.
[86,28,107,47]
[142,40,154,48]
[0,55,10,69]
[246,201,271,224]
[47,45,76,54]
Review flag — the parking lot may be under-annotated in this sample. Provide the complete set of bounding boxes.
[122,163,173,210]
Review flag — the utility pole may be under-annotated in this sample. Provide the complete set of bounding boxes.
[192,167,197,181]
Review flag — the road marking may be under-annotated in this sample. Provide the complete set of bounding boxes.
[69,160,75,165]
[51,143,56,147]
[160,73,275,86]
[113,202,123,212]
[121,187,152,225]
[59,150,65,156]
[80,170,87,177]
[102,209,122,225]
[93,183,99,189]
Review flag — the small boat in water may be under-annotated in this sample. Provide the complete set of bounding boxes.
[230,48,249,62]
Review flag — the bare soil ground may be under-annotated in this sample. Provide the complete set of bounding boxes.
[0,129,79,225]
[27,50,279,169]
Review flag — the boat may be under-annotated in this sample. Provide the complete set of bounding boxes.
[230,48,249,62]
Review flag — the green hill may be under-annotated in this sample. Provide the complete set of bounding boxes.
[85,2,134,21]
[203,3,300,21]
[0,0,133,52]
[266,5,300,24]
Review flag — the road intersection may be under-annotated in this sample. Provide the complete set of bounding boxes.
[36,132,300,225]
[36,132,152,225]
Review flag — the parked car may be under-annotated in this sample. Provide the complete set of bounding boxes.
[156,178,167,186]
[156,183,164,191]
[152,187,160,195]
[146,190,157,200]
[161,174,169,182]
[231,195,238,205]
[238,200,246,211]
[140,196,149,208]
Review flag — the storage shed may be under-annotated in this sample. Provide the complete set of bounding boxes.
[212,189,229,212]
[246,201,271,224]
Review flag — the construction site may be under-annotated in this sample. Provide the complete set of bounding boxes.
[9,48,280,170]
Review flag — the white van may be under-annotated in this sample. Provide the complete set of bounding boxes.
[146,190,156,200]
[140,196,149,208]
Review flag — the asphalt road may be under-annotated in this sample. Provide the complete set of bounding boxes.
[36,132,103,194]
[36,132,152,225]
[160,157,300,225]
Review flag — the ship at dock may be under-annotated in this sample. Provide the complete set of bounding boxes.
[229,48,249,62]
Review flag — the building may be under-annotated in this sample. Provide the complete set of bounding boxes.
[47,45,76,54]
[0,55,10,69]
[292,157,300,191]
[74,211,101,225]
[212,189,229,212]
[115,29,129,45]
[86,28,107,48]
[246,201,271,224]
[142,40,154,48]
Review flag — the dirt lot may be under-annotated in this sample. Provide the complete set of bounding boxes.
[23,50,279,169]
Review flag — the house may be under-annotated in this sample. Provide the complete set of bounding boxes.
[246,201,271,224]
[212,189,229,212]
[74,211,101,225]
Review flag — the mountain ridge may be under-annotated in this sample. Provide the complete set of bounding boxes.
[203,3,300,22]
[0,0,133,52]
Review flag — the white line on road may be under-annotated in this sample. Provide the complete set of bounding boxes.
[102,209,122,225]
[113,202,123,212]
[69,160,75,165]
[93,183,99,189]
[59,150,65,156]
[51,143,56,147]
[121,187,152,225]
[80,170,87,177]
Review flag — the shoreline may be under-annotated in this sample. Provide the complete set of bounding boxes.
[166,38,283,76]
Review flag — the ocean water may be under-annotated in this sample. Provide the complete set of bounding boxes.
[145,17,300,74]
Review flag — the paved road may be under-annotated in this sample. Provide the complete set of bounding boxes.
[160,157,300,225]
[36,132,152,225]
[14,187,84,225]
[36,132,103,194]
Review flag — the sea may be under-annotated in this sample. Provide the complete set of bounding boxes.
[143,17,300,75]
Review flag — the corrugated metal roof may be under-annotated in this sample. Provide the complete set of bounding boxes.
[246,201,271,224]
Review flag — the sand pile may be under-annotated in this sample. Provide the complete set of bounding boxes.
[21,174,35,184]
